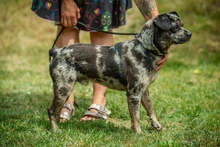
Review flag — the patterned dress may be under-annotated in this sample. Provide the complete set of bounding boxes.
[31,0,132,31]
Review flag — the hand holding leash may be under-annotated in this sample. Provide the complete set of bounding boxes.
[61,0,81,27]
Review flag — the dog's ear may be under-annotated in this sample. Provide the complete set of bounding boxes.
[153,14,170,31]
[168,11,179,17]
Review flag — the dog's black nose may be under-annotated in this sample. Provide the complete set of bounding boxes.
[187,31,192,37]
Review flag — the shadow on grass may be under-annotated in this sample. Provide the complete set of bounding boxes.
[0,91,132,134]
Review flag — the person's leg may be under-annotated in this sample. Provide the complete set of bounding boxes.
[56,26,80,47]
[56,26,80,122]
[81,32,114,121]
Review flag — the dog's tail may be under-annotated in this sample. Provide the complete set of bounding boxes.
[49,47,57,62]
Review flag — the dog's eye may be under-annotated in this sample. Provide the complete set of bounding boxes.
[170,27,178,33]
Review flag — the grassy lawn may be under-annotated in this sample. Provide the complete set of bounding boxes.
[0,0,219,146]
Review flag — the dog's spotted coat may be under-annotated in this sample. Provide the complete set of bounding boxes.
[48,12,191,133]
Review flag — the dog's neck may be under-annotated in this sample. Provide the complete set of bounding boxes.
[135,20,165,56]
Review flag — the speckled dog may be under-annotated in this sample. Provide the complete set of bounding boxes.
[47,12,191,133]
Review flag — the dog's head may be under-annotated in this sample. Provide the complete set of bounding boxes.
[136,12,192,55]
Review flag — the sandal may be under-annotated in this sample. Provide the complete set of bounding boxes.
[60,103,75,120]
[82,104,111,120]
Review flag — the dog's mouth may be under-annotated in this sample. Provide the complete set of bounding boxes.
[175,38,191,44]
[174,35,191,44]
[172,31,192,44]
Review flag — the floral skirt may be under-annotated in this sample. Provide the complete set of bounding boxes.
[31,0,132,31]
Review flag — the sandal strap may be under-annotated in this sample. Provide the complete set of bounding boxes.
[63,103,74,111]
[60,103,75,120]
[83,104,111,120]
[89,104,111,116]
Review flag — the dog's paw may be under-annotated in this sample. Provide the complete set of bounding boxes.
[51,125,61,133]
[151,121,162,131]
[131,126,142,133]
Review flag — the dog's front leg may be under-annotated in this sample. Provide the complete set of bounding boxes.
[127,93,142,133]
[141,89,162,131]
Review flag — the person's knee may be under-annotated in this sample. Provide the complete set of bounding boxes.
[56,27,80,47]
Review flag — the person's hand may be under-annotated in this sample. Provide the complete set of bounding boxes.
[155,54,168,71]
[61,0,81,27]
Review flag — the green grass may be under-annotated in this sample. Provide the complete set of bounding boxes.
[0,0,220,146]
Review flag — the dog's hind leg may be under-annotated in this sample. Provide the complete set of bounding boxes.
[127,93,142,133]
[141,89,162,131]
[48,73,75,131]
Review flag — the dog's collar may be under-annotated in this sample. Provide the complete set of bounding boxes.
[136,39,164,57]
[149,42,165,56]
[148,49,165,56]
